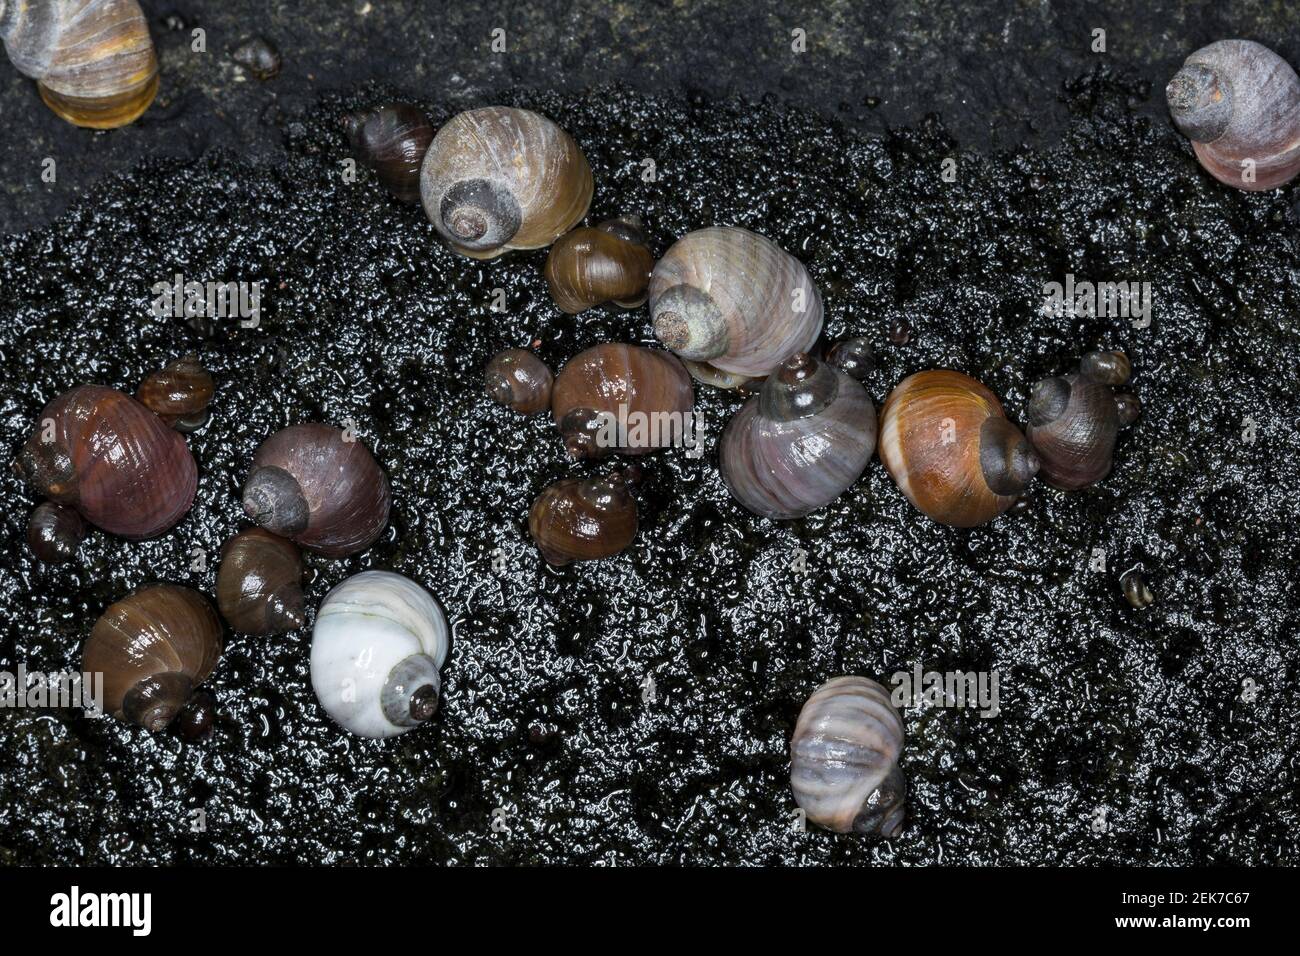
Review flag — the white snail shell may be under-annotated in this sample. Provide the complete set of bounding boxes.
[309,571,450,739]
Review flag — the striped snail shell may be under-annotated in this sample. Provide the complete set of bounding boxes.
[419,106,593,259]
[544,216,655,314]
[0,0,159,129]
[790,676,906,837]
[216,529,306,635]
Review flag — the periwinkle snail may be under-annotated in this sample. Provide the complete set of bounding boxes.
[720,351,876,520]
[26,501,84,564]
[878,370,1038,527]
[649,227,823,387]
[529,469,638,566]
[544,217,655,314]
[0,0,159,129]
[242,424,391,558]
[82,584,223,732]
[310,571,450,738]
[485,348,553,415]
[13,385,197,539]
[343,103,434,204]
[137,355,215,433]
[551,344,694,458]
[216,528,306,635]
[790,676,906,837]
[420,106,593,259]
[1166,39,1300,191]
[1026,350,1138,490]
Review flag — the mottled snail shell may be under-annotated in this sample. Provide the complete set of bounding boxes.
[485,348,553,415]
[419,106,593,259]
[790,676,906,837]
[242,424,391,558]
[0,0,159,129]
[528,470,637,566]
[544,217,655,314]
[878,370,1039,527]
[649,226,823,384]
[343,103,434,204]
[720,352,876,520]
[309,571,450,739]
[1026,350,1135,491]
[13,385,197,539]
[551,344,694,459]
[137,355,215,432]
[216,528,306,635]
[1166,39,1300,191]
[83,584,223,732]
[26,501,85,564]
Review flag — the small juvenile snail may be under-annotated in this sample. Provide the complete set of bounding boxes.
[26,501,84,564]
[419,106,593,259]
[13,385,197,539]
[310,570,450,739]
[878,370,1038,527]
[649,227,823,385]
[343,103,434,204]
[529,469,638,566]
[720,352,876,520]
[242,424,391,558]
[790,676,906,837]
[1166,39,1300,191]
[0,0,159,129]
[551,344,694,458]
[1026,350,1138,490]
[216,528,306,635]
[137,355,215,432]
[825,336,875,382]
[544,217,655,314]
[82,584,223,732]
[485,348,553,415]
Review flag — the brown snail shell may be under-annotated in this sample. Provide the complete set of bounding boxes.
[878,370,1039,527]
[419,106,593,259]
[13,385,197,539]
[83,584,223,732]
[26,501,85,564]
[0,0,159,129]
[137,355,215,432]
[216,529,306,635]
[544,217,655,314]
[550,344,694,459]
[242,424,391,558]
[485,348,553,415]
[528,470,638,566]
[1026,351,1135,491]
[1166,39,1300,191]
[343,103,434,204]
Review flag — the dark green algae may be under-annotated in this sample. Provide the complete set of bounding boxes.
[0,72,1298,865]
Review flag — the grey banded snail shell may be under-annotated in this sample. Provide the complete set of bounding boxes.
[790,676,906,837]
[242,424,391,558]
[82,584,223,732]
[26,501,84,564]
[0,0,159,129]
[485,348,553,415]
[528,469,638,566]
[1166,39,1300,191]
[720,352,876,520]
[419,106,593,259]
[649,227,823,385]
[1026,350,1138,490]
[137,355,215,433]
[310,570,450,739]
[216,529,306,635]
[878,370,1038,527]
[544,217,655,314]
[343,103,434,204]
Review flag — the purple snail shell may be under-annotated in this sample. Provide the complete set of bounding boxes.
[216,528,306,635]
[343,103,434,204]
[26,501,85,564]
[1026,350,1136,491]
[485,348,553,416]
[528,470,638,566]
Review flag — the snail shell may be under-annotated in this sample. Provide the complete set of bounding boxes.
[309,570,450,739]
[137,355,215,432]
[485,348,553,415]
[0,0,159,129]
[551,344,694,459]
[343,103,434,204]
[720,352,876,520]
[878,370,1038,527]
[825,336,875,382]
[1166,39,1300,191]
[82,584,223,732]
[242,424,391,558]
[528,470,638,566]
[26,501,85,564]
[544,217,655,314]
[790,676,906,837]
[419,106,593,259]
[216,529,306,635]
[1026,351,1134,491]
[649,226,823,383]
[13,385,197,539]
